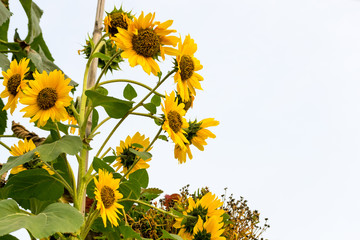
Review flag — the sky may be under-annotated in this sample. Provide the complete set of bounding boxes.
[2,0,360,239]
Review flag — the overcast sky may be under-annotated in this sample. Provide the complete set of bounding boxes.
[3,0,360,239]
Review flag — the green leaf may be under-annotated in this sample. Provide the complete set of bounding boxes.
[91,52,111,61]
[0,136,82,175]
[0,199,83,239]
[6,169,64,201]
[86,90,133,119]
[128,148,152,160]
[141,188,163,201]
[0,2,11,26]
[19,0,42,44]
[151,94,161,106]
[0,53,10,71]
[159,230,183,240]
[129,169,149,188]
[103,155,117,164]
[0,98,7,135]
[91,108,99,131]
[123,84,137,101]
[95,86,108,96]
[93,157,115,173]
[0,234,19,240]
[119,225,143,240]
[158,135,168,141]
[119,180,141,211]
[143,102,156,114]
[0,19,9,52]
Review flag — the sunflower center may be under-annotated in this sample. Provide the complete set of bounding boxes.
[179,55,194,80]
[37,87,58,110]
[7,74,21,96]
[109,12,128,35]
[101,186,116,209]
[194,230,211,240]
[132,29,160,58]
[121,148,137,169]
[168,110,182,133]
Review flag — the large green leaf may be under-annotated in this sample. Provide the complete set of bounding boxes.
[140,187,163,201]
[123,84,137,101]
[0,18,9,52]
[0,2,10,26]
[93,157,115,173]
[0,98,7,135]
[0,234,19,240]
[159,230,183,240]
[19,0,42,44]
[6,169,64,201]
[119,180,141,211]
[0,135,82,175]
[129,169,149,188]
[128,148,152,160]
[0,53,10,71]
[0,199,83,238]
[143,102,156,114]
[85,90,133,119]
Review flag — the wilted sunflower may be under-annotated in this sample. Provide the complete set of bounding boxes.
[10,139,53,175]
[174,118,219,164]
[112,11,179,75]
[104,8,132,37]
[161,91,189,149]
[113,132,151,177]
[170,35,203,102]
[193,216,225,240]
[1,58,30,114]
[174,192,225,239]
[20,70,73,127]
[94,169,124,227]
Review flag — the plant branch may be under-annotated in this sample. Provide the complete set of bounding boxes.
[0,141,10,151]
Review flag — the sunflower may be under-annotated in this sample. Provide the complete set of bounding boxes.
[176,90,194,112]
[94,169,124,227]
[174,192,225,239]
[20,70,73,127]
[193,216,225,240]
[104,8,132,37]
[161,91,189,149]
[67,115,78,135]
[112,11,179,75]
[113,132,151,177]
[1,58,30,114]
[10,139,53,175]
[174,118,219,164]
[169,35,203,102]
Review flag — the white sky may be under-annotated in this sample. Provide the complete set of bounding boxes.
[3,0,360,239]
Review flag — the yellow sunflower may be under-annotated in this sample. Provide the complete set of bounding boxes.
[104,10,132,37]
[161,91,189,149]
[67,115,78,135]
[168,35,203,102]
[176,90,194,112]
[112,11,179,75]
[174,192,225,239]
[1,58,30,114]
[10,139,53,175]
[193,216,225,240]
[20,70,73,127]
[174,118,219,164]
[113,132,151,177]
[94,169,124,227]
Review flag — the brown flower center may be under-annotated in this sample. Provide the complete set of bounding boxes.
[179,55,194,80]
[132,29,160,58]
[101,186,116,208]
[109,12,128,36]
[37,87,58,110]
[7,74,21,96]
[168,110,182,133]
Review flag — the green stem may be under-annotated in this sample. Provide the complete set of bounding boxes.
[94,50,122,88]
[0,50,20,53]
[88,116,111,139]
[54,121,61,138]
[42,161,75,198]
[95,69,176,158]
[98,79,165,97]
[0,135,16,138]
[120,126,162,181]
[70,102,80,122]
[130,112,162,121]
[80,210,100,239]
[0,141,10,151]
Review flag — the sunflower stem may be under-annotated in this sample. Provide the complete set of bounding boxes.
[97,79,165,97]
[130,112,162,121]
[0,50,20,53]
[88,116,111,139]
[0,141,10,151]
[80,210,100,239]
[93,50,122,89]
[95,69,176,158]
[54,121,61,138]
[0,135,16,138]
